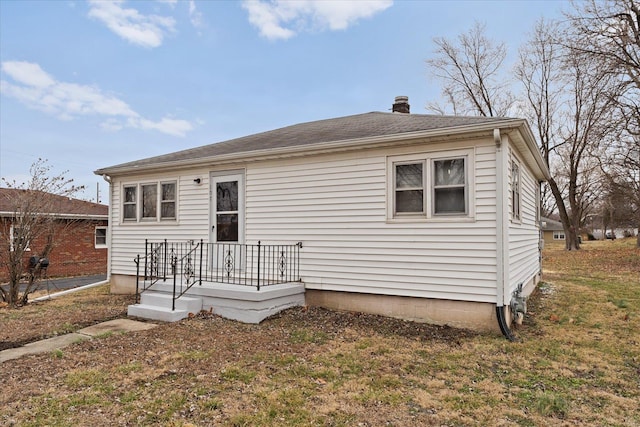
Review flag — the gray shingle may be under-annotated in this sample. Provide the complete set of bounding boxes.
[97,112,511,172]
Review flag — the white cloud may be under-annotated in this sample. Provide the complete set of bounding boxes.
[189,0,204,29]
[1,60,193,137]
[157,0,178,7]
[1,61,55,88]
[130,116,194,137]
[241,0,393,40]
[87,0,176,48]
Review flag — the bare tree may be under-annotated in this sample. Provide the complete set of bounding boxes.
[565,0,640,89]
[426,22,515,117]
[0,159,83,307]
[513,19,580,247]
[511,14,622,250]
[565,0,640,246]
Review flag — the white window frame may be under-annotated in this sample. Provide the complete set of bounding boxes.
[392,160,426,217]
[121,180,178,223]
[160,181,177,221]
[140,182,158,221]
[387,148,474,222]
[511,158,521,222]
[553,231,565,240]
[122,184,137,222]
[95,226,108,248]
[10,224,30,252]
[432,156,468,217]
[536,183,541,224]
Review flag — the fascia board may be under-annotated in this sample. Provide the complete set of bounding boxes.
[0,211,108,220]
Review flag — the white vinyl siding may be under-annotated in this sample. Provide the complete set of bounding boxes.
[106,135,543,306]
[246,141,498,303]
[507,147,541,298]
[109,172,211,275]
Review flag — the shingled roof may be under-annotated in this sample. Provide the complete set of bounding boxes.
[0,188,108,218]
[95,112,513,174]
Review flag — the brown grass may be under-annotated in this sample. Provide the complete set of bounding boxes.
[1,238,639,426]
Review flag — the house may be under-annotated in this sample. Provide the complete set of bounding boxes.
[95,97,551,338]
[0,188,108,282]
[540,216,565,244]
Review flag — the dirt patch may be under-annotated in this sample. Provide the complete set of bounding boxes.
[1,240,639,426]
[0,285,134,351]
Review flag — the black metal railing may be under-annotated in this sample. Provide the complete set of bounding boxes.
[134,239,170,303]
[134,239,302,310]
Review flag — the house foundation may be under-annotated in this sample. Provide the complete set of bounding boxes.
[305,290,501,333]
[109,274,137,294]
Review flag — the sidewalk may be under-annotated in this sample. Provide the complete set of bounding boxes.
[0,319,157,363]
[35,273,107,292]
[1,274,107,294]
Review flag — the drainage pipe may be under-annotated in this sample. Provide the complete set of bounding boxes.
[32,280,109,302]
[494,129,515,341]
[102,174,113,285]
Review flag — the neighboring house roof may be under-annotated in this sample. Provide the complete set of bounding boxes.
[0,188,108,220]
[95,111,551,181]
[541,217,564,232]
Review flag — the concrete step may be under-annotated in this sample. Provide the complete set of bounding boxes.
[139,292,203,313]
[127,304,191,322]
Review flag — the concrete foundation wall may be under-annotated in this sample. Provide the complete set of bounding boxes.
[306,290,501,333]
[110,274,137,294]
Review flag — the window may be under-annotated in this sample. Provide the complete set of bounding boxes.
[394,162,425,215]
[433,158,466,215]
[160,182,176,219]
[388,150,472,220]
[553,231,565,240]
[123,185,137,221]
[141,183,158,219]
[95,227,107,248]
[511,160,521,221]
[122,181,177,222]
[10,225,30,252]
[536,184,541,223]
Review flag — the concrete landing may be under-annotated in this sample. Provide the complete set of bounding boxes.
[0,319,157,363]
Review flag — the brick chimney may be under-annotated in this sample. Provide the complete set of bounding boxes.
[392,96,410,114]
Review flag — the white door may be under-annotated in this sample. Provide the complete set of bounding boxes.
[211,172,244,244]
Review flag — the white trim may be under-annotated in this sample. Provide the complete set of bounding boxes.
[210,170,245,244]
[121,180,178,224]
[9,224,30,252]
[386,148,475,222]
[96,119,550,182]
[553,231,565,240]
[95,226,108,248]
[510,155,522,223]
[0,212,107,220]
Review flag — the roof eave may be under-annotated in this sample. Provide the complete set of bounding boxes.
[95,119,531,177]
[0,211,108,220]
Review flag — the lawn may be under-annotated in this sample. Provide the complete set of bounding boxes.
[1,239,638,426]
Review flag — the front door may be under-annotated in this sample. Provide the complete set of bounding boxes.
[211,172,244,244]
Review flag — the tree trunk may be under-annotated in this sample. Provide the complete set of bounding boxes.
[547,176,580,250]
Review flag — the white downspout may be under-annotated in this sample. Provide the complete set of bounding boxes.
[102,174,113,283]
[494,129,505,308]
[494,129,515,340]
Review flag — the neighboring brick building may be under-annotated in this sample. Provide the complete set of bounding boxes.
[0,188,108,282]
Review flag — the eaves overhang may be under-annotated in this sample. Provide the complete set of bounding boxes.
[0,211,108,221]
[502,120,552,181]
[95,118,546,178]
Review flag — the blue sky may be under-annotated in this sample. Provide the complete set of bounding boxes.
[0,0,566,202]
